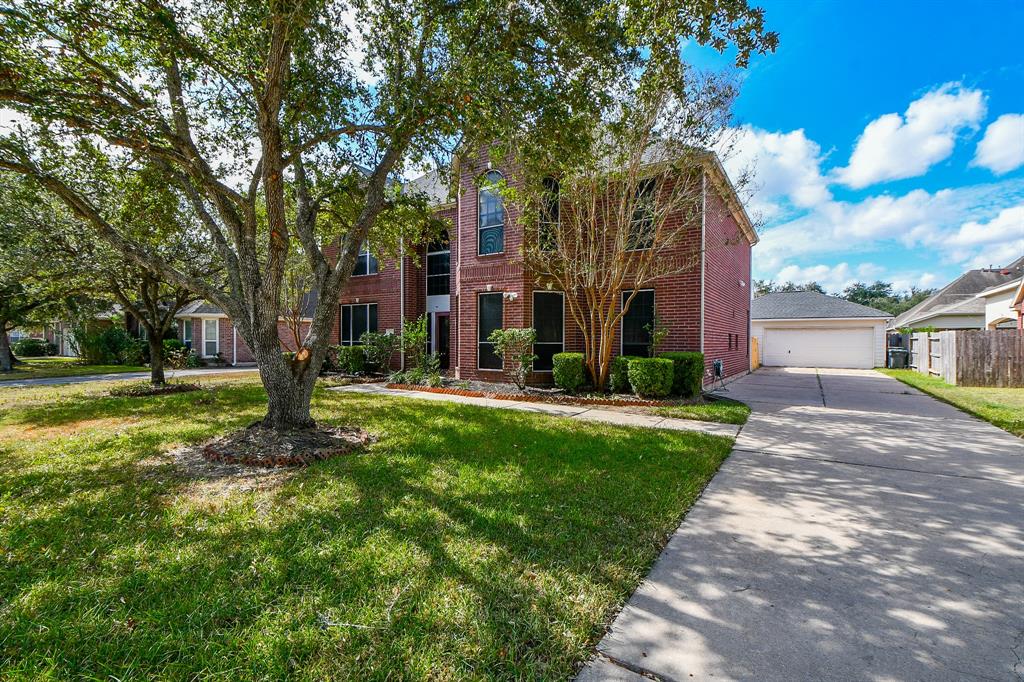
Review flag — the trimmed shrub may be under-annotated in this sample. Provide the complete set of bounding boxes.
[552,352,585,393]
[334,345,366,374]
[162,338,185,359]
[627,357,673,398]
[76,326,137,365]
[659,351,704,397]
[12,338,52,357]
[610,355,642,393]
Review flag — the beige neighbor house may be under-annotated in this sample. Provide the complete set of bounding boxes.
[975,276,1024,330]
[890,256,1024,331]
[752,292,891,369]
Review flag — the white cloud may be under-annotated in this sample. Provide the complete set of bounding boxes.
[719,126,831,220]
[972,114,1024,175]
[754,178,1024,275]
[770,262,943,296]
[834,83,986,189]
[942,204,1024,268]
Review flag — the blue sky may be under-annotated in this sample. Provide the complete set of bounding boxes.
[687,0,1024,293]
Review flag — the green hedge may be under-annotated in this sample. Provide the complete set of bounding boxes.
[552,352,585,393]
[335,345,366,374]
[659,351,705,398]
[627,357,674,398]
[11,338,53,357]
[610,355,643,393]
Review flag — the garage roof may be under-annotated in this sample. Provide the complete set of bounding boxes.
[752,292,891,320]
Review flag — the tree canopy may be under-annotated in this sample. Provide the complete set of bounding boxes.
[0,0,777,428]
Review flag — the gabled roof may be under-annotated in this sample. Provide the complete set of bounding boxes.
[976,276,1024,299]
[404,169,453,206]
[752,291,890,320]
[892,258,1024,328]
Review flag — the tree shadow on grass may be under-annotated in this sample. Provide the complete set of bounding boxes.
[0,388,729,680]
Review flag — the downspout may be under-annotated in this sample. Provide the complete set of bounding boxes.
[232,325,237,366]
[700,170,707,354]
[455,178,462,377]
[399,237,406,370]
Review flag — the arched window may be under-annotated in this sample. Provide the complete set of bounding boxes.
[539,176,559,251]
[478,170,505,255]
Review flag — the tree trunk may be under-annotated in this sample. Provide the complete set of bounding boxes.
[247,320,322,430]
[147,332,166,385]
[0,332,12,373]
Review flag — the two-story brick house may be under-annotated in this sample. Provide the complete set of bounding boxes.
[335,149,757,386]
[177,148,756,386]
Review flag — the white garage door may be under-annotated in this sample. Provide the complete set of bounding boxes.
[763,327,874,369]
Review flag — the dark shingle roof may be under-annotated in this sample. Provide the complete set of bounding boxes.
[892,259,1024,327]
[404,170,452,205]
[752,291,891,320]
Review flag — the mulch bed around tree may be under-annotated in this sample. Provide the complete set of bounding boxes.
[201,423,372,468]
[109,382,202,398]
[386,383,676,407]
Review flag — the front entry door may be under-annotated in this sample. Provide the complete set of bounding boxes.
[436,313,450,369]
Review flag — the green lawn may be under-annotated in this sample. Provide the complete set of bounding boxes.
[881,369,1024,437]
[0,377,732,680]
[656,398,751,425]
[0,356,145,382]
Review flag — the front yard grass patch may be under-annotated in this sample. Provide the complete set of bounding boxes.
[0,377,732,680]
[880,369,1024,437]
[0,357,144,382]
[656,397,751,425]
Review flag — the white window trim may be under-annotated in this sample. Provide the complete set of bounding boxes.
[202,318,219,358]
[477,171,505,256]
[532,290,565,373]
[352,242,378,277]
[619,289,656,357]
[339,302,378,346]
[426,243,451,296]
[477,292,504,371]
[182,319,193,345]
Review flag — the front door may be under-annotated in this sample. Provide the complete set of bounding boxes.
[436,313,450,369]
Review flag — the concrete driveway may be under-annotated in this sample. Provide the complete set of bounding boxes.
[581,367,1024,681]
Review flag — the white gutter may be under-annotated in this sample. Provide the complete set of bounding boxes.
[755,316,892,322]
[699,171,706,353]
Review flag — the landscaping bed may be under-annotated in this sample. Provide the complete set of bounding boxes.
[0,375,732,679]
[387,381,677,407]
[109,381,202,397]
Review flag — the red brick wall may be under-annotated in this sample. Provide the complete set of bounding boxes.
[701,178,753,382]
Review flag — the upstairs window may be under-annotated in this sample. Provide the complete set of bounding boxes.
[427,233,450,296]
[621,290,655,356]
[627,178,656,251]
[353,242,379,276]
[478,171,505,255]
[539,176,559,251]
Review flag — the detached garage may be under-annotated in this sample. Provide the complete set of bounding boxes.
[751,292,892,369]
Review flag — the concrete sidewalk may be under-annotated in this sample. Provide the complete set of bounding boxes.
[579,367,1024,681]
[329,383,741,438]
[0,365,259,388]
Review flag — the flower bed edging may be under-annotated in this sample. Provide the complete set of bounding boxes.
[385,383,675,407]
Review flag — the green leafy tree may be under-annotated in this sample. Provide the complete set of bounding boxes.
[841,280,935,316]
[0,176,88,372]
[0,0,776,430]
[754,280,826,295]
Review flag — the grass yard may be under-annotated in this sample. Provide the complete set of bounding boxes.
[0,376,732,680]
[0,356,145,382]
[655,398,751,425]
[881,369,1024,437]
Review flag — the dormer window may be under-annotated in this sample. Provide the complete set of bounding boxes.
[478,171,505,255]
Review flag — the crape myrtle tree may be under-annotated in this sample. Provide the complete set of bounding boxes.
[512,76,755,390]
[0,0,777,431]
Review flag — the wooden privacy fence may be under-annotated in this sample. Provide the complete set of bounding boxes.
[909,330,1024,387]
[750,336,761,371]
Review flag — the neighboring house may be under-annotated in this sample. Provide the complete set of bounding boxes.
[752,292,891,369]
[890,256,1024,331]
[174,293,316,365]
[177,148,757,385]
[975,276,1024,329]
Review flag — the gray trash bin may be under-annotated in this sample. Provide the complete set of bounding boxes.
[887,347,908,369]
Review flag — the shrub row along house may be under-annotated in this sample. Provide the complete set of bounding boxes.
[177,148,757,387]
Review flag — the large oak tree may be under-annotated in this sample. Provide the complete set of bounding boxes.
[0,0,775,429]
